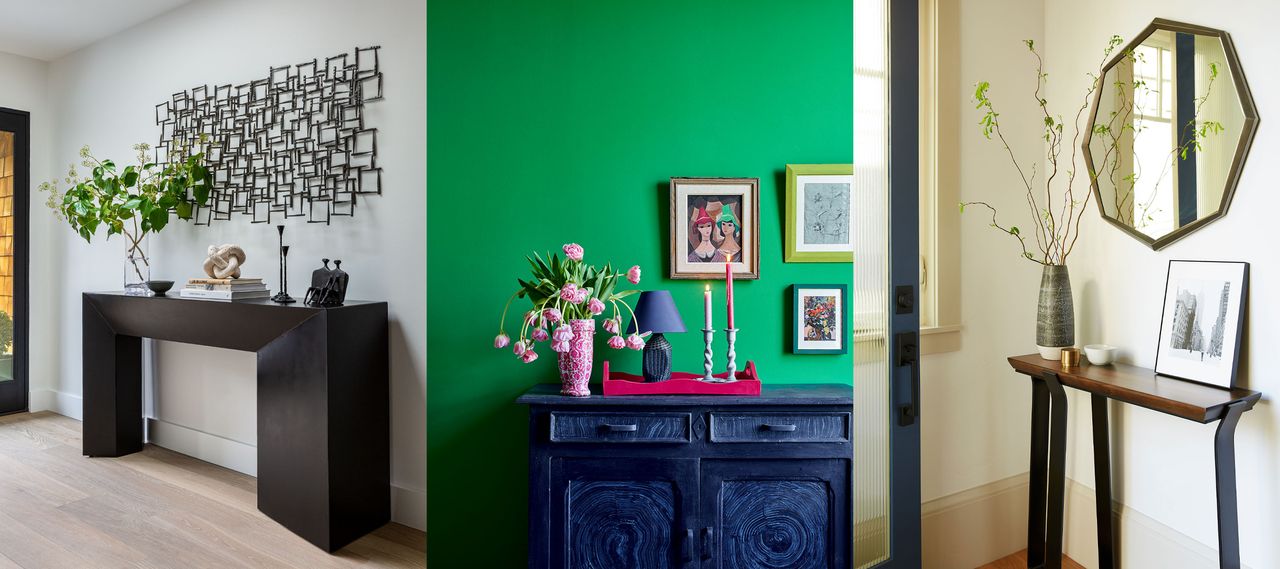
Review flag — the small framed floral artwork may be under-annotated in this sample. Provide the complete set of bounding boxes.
[792,284,848,354]
[670,177,760,280]
[785,164,853,263]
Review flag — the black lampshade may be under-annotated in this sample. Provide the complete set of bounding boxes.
[627,290,686,334]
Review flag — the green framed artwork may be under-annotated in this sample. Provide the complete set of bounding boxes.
[785,164,853,262]
[792,284,849,354]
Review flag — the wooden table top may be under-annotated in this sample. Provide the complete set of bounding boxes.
[1008,354,1261,423]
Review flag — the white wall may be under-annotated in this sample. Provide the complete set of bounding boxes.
[43,0,425,530]
[1043,2,1279,567]
[0,51,60,412]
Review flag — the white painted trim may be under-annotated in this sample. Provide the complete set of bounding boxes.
[1063,478,1252,569]
[34,394,425,530]
[922,472,1029,569]
[29,388,82,420]
[146,417,257,476]
[392,483,426,531]
[919,471,1253,569]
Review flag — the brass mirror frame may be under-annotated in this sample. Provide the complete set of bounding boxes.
[1082,18,1259,250]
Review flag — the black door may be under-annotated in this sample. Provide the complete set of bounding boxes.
[0,109,28,415]
[549,457,699,569]
[700,459,850,569]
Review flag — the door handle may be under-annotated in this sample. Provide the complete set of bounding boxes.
[762,423,797,432]
[896,331,920,426]
[683,528,695,562]
[701,527,713,560]
[603,423,637,432]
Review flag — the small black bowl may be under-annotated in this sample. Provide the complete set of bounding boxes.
[146,280,175,296]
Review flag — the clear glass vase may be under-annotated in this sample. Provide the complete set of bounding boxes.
[123,238,151,296]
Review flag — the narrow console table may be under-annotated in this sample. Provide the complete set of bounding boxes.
[518,383,852,569]
[82,292,390,552]
[1008,354,1261,569]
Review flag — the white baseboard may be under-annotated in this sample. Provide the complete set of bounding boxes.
[392,483,426,531]
[146,417,258,476]
[922,473,1029,569]
[29,388,83,420]
[921,472,1250,569]
[36,394,425,531]
[1063,479,1251,569]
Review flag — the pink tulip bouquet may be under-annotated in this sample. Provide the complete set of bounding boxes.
[493,243,644,396]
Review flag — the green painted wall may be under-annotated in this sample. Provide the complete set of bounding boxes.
[427,0,852,564]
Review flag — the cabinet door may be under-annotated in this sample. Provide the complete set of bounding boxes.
[549,457,698,569]
[700,459,850,569]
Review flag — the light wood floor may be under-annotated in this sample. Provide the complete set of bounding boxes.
[979,549,1085,569]
[0,411,424,569]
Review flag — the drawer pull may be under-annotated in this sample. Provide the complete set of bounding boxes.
[604,423,638,432]
[763,423,798,432]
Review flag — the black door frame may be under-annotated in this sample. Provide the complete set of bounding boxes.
[0,108,29,415]
[885,0,922,565]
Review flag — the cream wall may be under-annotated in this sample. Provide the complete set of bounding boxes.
[1043,2,1278,567]
[41,0,425,530]
[922,0,1044,503]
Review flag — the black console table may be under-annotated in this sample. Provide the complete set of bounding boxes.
[518,383,852,568]
[82,292,390,552]
[1008,354,1261,569]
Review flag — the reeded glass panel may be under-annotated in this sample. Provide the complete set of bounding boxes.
[852,0,889,565]
[0,131,13,381]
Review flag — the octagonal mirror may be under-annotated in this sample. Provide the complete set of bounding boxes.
[1084,19,1258,250]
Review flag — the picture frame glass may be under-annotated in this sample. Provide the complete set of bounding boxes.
[1155,260,1248,388]
[794,174,854,253]
[796,286,845,352]
[673,180,757,278]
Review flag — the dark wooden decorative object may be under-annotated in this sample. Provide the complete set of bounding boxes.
[519,383,852,568]
[1008,354,1260,569]
[82,292,390,552]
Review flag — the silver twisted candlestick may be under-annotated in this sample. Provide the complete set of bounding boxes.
[724,328,739,381]
[702,329,715,381]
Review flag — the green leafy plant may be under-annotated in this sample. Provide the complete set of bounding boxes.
[38,140,213,282]
[964,37,1227,263]
[0,310,12,354]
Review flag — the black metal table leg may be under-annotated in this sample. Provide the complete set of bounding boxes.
[1092,394,1115,569]
[1028,377,1050,567]
[1215,401,1247,569]
[1044,373,1068,569]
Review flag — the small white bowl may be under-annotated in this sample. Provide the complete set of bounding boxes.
[1084,344,1118,365]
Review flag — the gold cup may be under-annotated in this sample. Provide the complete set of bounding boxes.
[1061,347,1081,368]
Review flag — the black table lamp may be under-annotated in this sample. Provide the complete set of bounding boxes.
[627,290,686,382]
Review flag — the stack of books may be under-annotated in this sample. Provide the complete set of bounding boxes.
[179,278,272,301]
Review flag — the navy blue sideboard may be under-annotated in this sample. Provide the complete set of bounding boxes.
[518,383,853,569]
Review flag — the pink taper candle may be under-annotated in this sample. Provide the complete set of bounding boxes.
[725,253,735,329]
[704,284,713,329]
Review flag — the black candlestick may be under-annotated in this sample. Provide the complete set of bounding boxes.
[271,225,296,304]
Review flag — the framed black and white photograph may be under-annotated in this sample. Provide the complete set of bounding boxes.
[1155,260,1249,388]
[792,284,848,354]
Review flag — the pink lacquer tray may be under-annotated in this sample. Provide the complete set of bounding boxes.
[602,360,761,396]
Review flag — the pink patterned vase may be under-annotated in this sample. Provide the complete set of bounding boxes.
[558,319,595,397]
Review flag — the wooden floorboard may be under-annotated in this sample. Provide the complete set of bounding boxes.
[0,411,425,569]
[979,549,1086,569]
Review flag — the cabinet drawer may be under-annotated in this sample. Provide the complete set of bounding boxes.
[710,412,850,443]
[549,412,692,443]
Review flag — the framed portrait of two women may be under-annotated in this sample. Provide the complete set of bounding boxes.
[670,177,760,280]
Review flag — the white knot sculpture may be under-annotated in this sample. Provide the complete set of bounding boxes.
[203,244,247,279]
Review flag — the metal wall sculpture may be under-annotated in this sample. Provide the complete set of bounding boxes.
[156,46,383,225]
